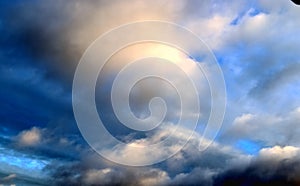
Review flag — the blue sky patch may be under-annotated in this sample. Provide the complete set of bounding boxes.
[235,139,262,155]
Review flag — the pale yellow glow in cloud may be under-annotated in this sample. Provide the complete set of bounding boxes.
[106,43,198,76]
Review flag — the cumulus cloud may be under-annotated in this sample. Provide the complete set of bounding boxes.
[5,119,299,186]
[45,124,250,185]
[17,127,42,146]
[215,145,300,186]
[81,168,170,186]
[216,0,300,110]
[222,107,300,147]
[259,146,300,161]
[46,125,300,186]
[83,168,115,185]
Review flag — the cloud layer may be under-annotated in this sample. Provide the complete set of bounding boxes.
[0,0,300,185]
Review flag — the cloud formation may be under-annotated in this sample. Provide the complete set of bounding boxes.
[0,0,300,185]
[43,126,300,185]
[17,127,42,146]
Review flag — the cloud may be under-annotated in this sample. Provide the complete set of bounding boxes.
[0,0,220,138]
[259,146,300,161]
[83,168,115,185]
[101,125,190,165]
[82,168,170,186]
[4,122,300,186]
[45,124,249,185]
[216,0,300,108]
[249,63,300,98]
[1,0,300,185]
[215,146,300,186]
[0,0,183,79]
[46,126,300,185]
[0,142,50,184]
[0,173,16,182]
[17,127,42,146]
[222,107,300,147]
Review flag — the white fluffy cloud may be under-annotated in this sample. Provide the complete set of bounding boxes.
[259,146,300,161]
[17,127,42,146]
[222,107,300,147]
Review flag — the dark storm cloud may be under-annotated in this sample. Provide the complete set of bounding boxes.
[0,0,177,136]
[0,0,82,81]
[42,131,300,186]
[0,0,179,82]
[168,145,300,186]
[41,131,247,185]
[0,1,83,135]
[0,1,183,175]
[6,136,297,186]
[214,156,300,186]
[45,150,167,186]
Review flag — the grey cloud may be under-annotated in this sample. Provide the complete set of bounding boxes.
[0,173,47,186]
[1,0,300,185]
[44,126,248,185]
[227,2,300,99]
[44,125,300,186]
[249,63,300,98]
[214,147,300,186]
[221,107,300,147]
[4,123,300,186]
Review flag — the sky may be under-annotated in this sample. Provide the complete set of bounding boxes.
[0,0,300,185]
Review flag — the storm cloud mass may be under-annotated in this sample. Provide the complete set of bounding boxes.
[0,0,300,185]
